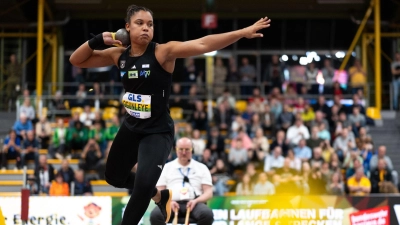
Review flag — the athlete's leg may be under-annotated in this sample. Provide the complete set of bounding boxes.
[104,123,140,189]
[121,132,173,225]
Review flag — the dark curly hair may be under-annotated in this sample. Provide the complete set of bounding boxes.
[125,5,153,23]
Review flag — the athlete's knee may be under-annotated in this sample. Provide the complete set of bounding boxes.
[104,173,126,188]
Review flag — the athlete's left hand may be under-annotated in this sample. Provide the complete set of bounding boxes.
[186,199,198,211]
[242,17,271,39]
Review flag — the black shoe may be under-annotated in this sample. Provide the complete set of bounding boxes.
[156,189,172,223]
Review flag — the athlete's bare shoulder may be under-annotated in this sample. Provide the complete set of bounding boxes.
[154,43,175,73]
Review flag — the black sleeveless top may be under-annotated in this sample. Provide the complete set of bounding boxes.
[118,42,174,134]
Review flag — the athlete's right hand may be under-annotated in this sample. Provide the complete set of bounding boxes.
[171,201,180,213]
[102,32,123,46]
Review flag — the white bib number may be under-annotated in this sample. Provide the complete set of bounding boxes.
[122,92,151,119]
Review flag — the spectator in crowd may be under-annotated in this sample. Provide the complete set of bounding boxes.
[49,172,70,196]
[73,169,93,196]
[261,104,276,135]
[250,127,269,160]
[79,139,102,171]
[313,96,331,117]
[306,62,319,94]
[236,173,253,196]
[239,57,256,95]
[317,123,331,141]
[80,105,95,127]
[370,159,394,193]
[20,98,36,122]
[320,140,334,164]
[51,90,67,112]
[264,146,285,174]
[293,139,312,162]
[301,102,315,126]
[89,121,106,154]
[230,129,253,151]
[344,152,364,179]
[213,100,234,131]
[67,121,89,153]
[308,161,327,195]
[68,112,80,128]
[307,126,324,150]
[226,57,241,96]
[327,172,344,195]
[241,105,254,125]
[348,59,366,94]
[21,130,39,169]
[321,59,335,93]
[5,54,22,105]
[183,58,199,94]
[391,52,400,110]
[58,159,75,188]
[347,167,371,196]
[357,127,372,143]
[321,161,332,182]
[329,153,342,173]
[293,97,306,114]
[88,82,105,106]
[370,146,398,186]
[216,89,236,109]
[311,111,330,131]
[50,118,68,159]
[269,97,283,119]
[26,175,39,195]
[273,158,300,194]
[231,116,248,138]
[13,112,33,140]
[228,139,248,172]
[211,159,230,196]
[169,83,186,108]
[214,57,228,96]
[299,162,311,194]
[200,149,216,171]
[249,96,266,115]
[348,106,366,137]
[332,81,344,97]
[248,113,263,138]
[360,139,374,172]
[205,127,226,159]
[286,148,301,171]
[333,128,355,161]
[253,172,275,195]
[150,137,213,225]
[192,129,206,160]
[263,55,284,93]
[92,111,106,129]
[35,155,55,194]
[0,129,22,170]
[370,146,394,171]
[190,101,208,131]
[75,83,87,107]
[286,118,310,147]
[186,85,201,111]
[105,115,120,153]
[270,130,289,157]
[309,147,325,168]
[35,115,52,149]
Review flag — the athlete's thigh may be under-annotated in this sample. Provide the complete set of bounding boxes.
[106,123,140,178]
[136,132,173,179]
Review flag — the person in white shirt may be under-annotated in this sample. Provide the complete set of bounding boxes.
[264,146,285,173]
[253,172,275,195]
[150,137,214,225]
[79,105,95,127]
[228,139,248,171]
[20,98,36,121]
[286,118,310,146]
[192,129,206,159]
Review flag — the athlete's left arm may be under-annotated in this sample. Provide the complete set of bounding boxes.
[159,17,270,59]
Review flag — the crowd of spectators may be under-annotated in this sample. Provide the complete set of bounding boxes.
[0,54,397,198]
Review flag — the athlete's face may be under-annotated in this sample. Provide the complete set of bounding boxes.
[126,10,154,45]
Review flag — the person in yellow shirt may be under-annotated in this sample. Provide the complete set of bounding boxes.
[49,172,70,196]
[348,59,366,94]
[347,167,371,196]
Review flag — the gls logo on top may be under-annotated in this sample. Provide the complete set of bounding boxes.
[140,70,150,78]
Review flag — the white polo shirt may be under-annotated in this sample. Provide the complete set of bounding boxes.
[156,159,213,201]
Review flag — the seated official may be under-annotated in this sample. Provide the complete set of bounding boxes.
[150,137,214,225]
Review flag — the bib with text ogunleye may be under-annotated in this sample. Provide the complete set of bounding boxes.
[122,92,151,119]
